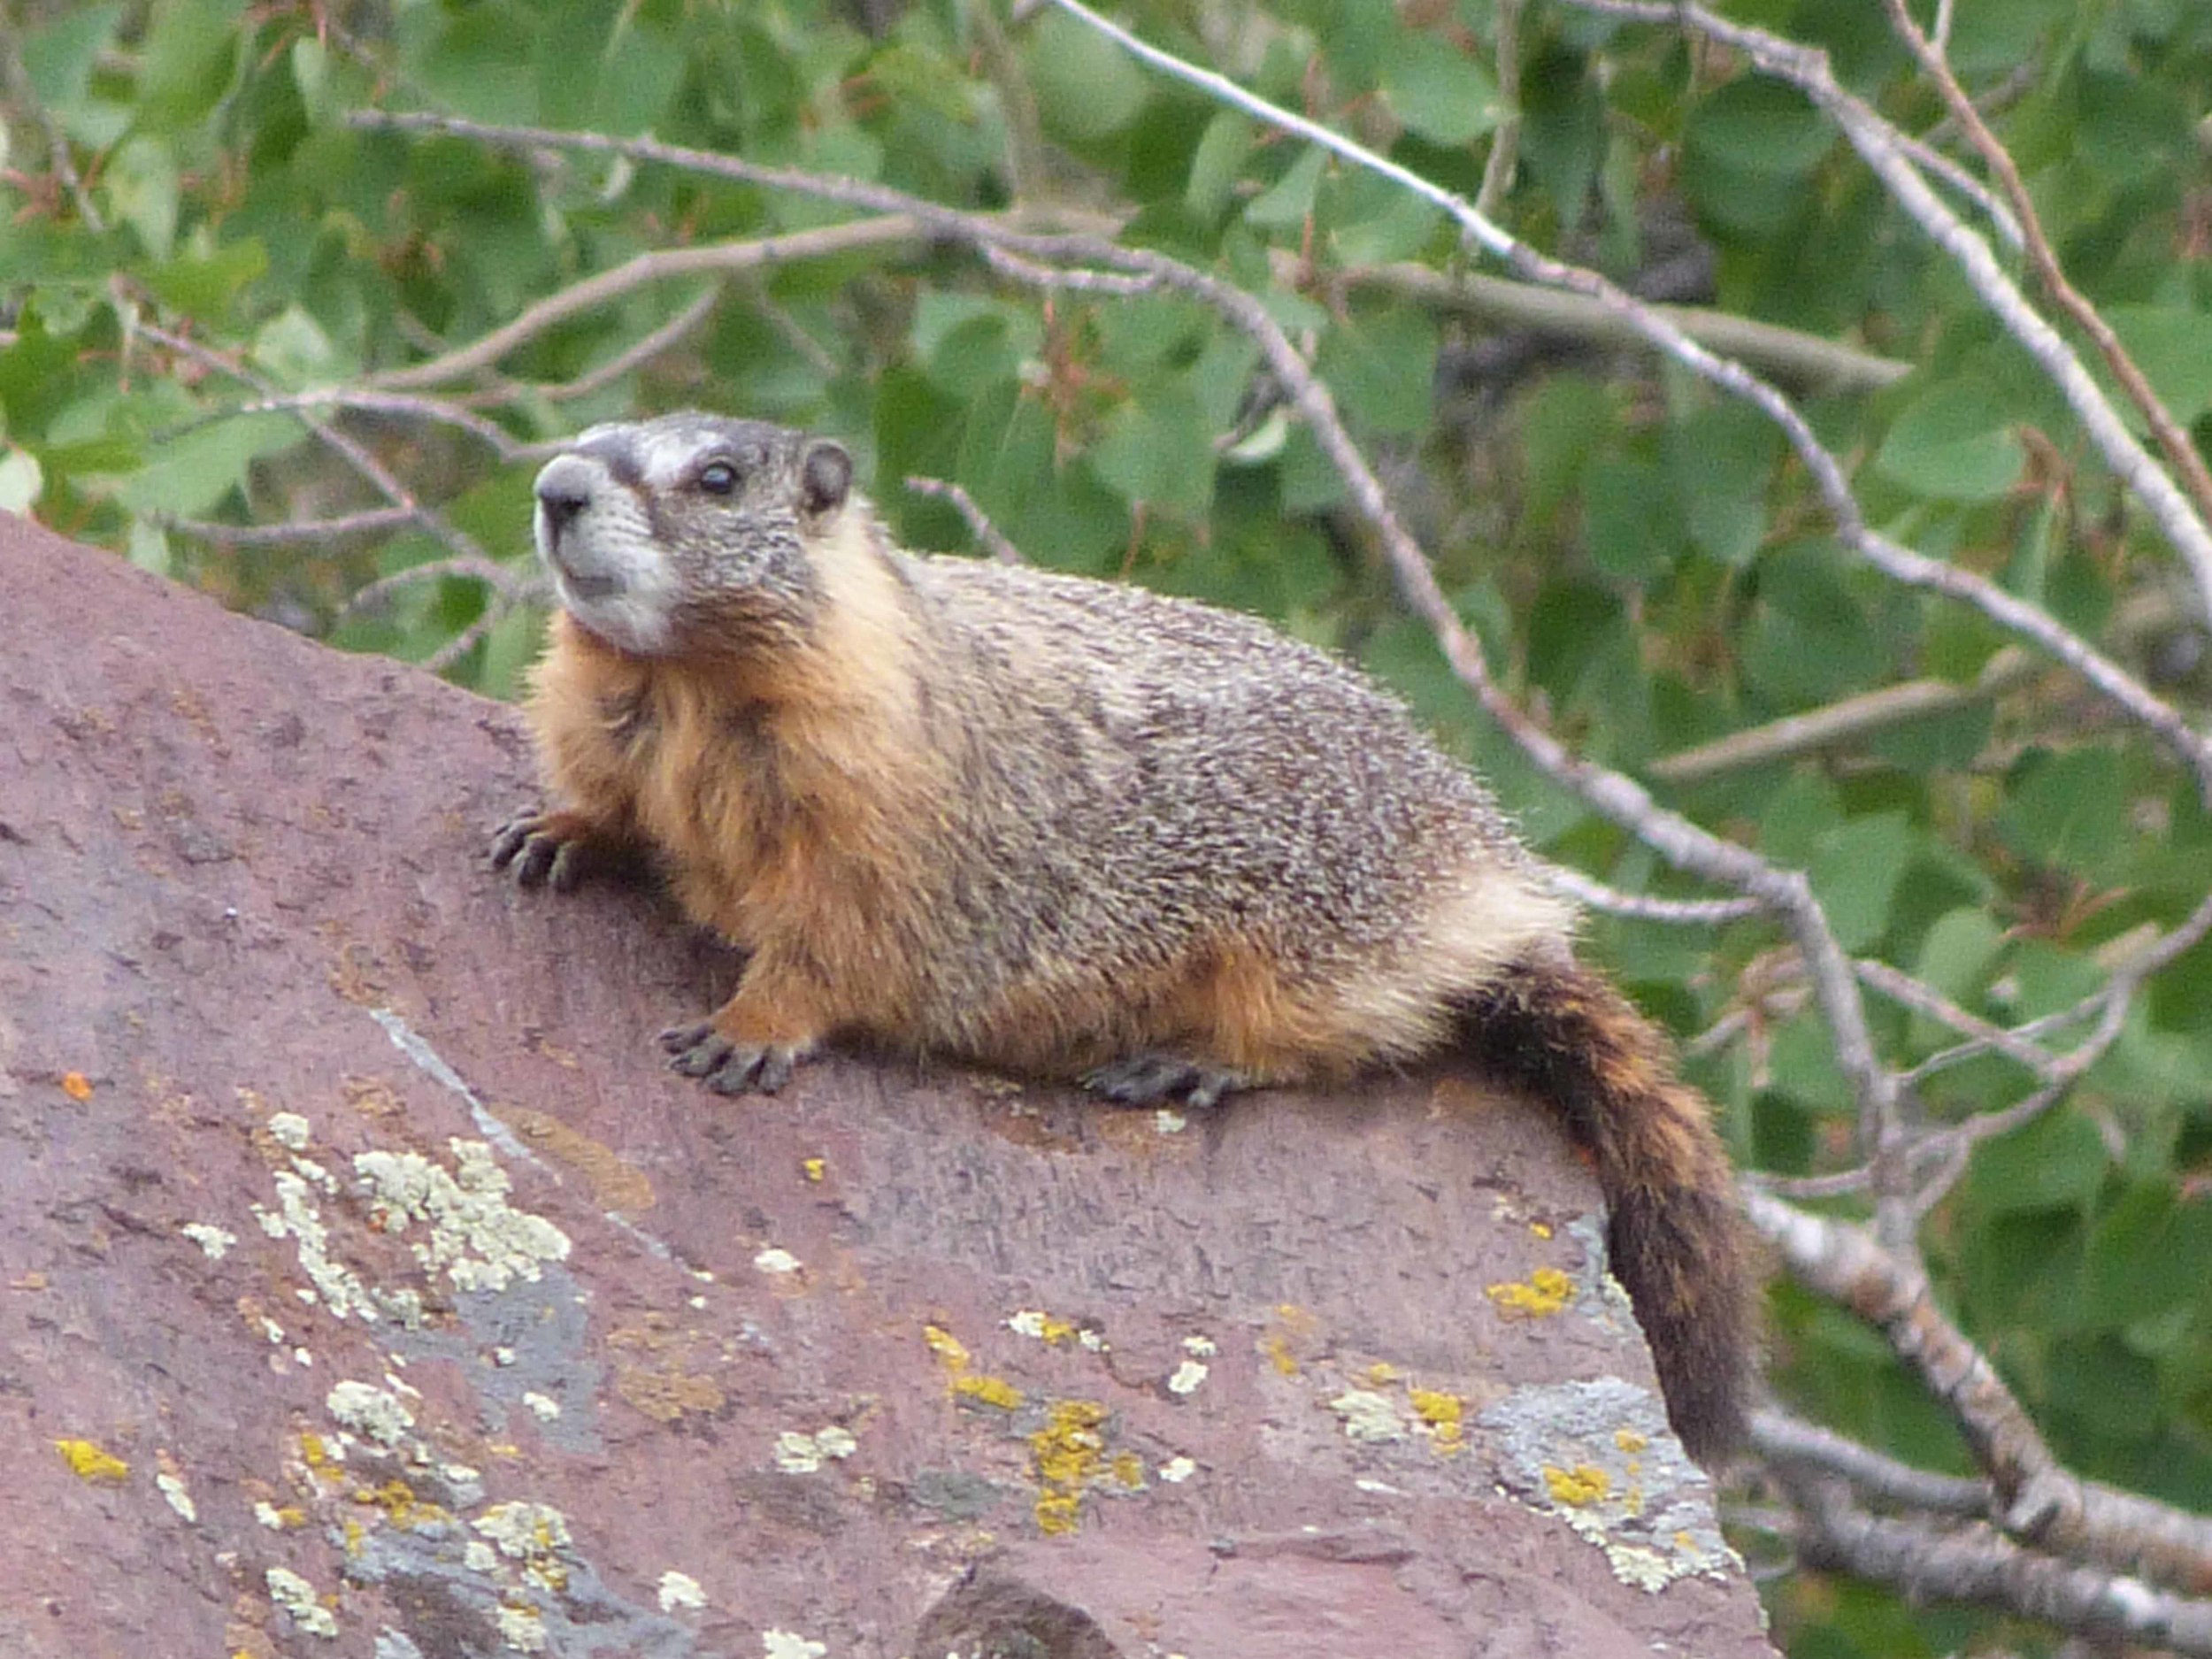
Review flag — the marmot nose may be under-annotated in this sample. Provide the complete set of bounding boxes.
[534,454,601,535]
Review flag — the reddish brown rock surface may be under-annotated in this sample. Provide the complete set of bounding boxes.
[0,510,1778,1658]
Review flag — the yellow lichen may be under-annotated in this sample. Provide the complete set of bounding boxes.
[1029,1400,1109,1535]
[299,1431,331,1469]
[1110,1451,1145,1488]
[1615,1428,1649,1454]
[1486,1266,1573,1318]
[1543,1463,1613,1506]
[55,1438,128,1482]
[922,1324,972,1371]
[1409,1388,1466,1453]
[351,1478,444,1530]
[951,1373,1025,1410]
[1529,1221,1553,1240]
[802,1157,826,1183]
[1365,1361,1402,1385]
[1261,1334,1300,1377]
[61,1071,93,1102]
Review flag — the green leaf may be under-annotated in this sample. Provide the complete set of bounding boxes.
[1583,454,1681,581]
[113,411,303,518]
[138,0,245,132]
[1245,145,1328,232]
[1873,379,2026,503]
[2105,307,2212,429]
[1024,11,1148,145]
[1968,1108,2110,1214]
[1666,400,1778,567]
[0,448,43,513]
[1996,747,2129,883]
[2083,1180,2212,1328]
[141,238,269,318]
[1807,810,1914,952]
[251,306,345,387]
[1313,304,1437,435]
[1186,112,1256,224]
[105,135,180,260]
[1089,384,1216,514]
[1377,35,1502,147]
[21,4,125,112]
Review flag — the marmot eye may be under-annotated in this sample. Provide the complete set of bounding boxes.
[697,461,740,495]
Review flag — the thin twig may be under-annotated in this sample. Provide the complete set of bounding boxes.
[1335,259,1912,396]
[1650,649,2038,785]
[1026,1,2212,810]
[160,504,422,546]
[1472,0,1522,221]
[1747,1192,2212,1595]
[1752,1408,1990,1517]
[1881,0,2212,533]
[904,474,1026,565]
[1544,864,1765,926]
[1572,0,2212,629]
[1782,1473,2212,1655]
[365,219,922,391]
[1,31,105,232]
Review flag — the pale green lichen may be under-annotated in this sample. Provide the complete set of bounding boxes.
[157,1470,196,1522]
[255,1170,379,1321]
[355,1141,571,1295]
[657,1570,706,1612]
[773,1426,857,1473]
[763,1633,826,1659]
[1166,1358,1209,1395]
[268,1111,313,1151]
[752,1246,802,1275]
[327,1380,415,1448]
[180,1222,235,1260]
[494,1602,547,1654]
[266,1565,338,1638]
[1327,1389,1403,1444]
[472,1502,572,1593]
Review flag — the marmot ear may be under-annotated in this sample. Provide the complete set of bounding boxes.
[799,441,852,518]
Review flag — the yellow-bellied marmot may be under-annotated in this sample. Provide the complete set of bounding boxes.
[493,411,1755,1463]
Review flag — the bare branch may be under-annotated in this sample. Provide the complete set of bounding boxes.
[1783,1474,2212,1655]
[160,505,422,546]
[1751,1408,1990,1517]
[1543,865,1765,926]
[1571,0,2212,627]
[1335,259,1913,396]
[365,219,923,391]
[1473,0,1523,221]
[1747,1192,2212,1594]
[1031,0,2212,810]
[1649,649,2039,785]
[1881,0,2212,531]
[904,475,1025,566]
[524,284,725,404]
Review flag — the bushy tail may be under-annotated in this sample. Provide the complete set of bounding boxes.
[1456,953,1755,1465]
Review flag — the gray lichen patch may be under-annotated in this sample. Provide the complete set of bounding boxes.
[1478,1377,1733,1592]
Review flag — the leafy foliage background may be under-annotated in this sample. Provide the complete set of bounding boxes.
[7,3,2212,1652]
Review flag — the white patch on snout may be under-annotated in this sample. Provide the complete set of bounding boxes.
[533,450,683,656]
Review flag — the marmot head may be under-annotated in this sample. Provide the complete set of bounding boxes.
[532,411,855,657]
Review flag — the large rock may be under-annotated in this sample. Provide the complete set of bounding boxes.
[0,510,1776,1658]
